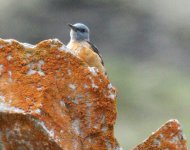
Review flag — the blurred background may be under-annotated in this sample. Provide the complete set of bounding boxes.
[0,0,190,149]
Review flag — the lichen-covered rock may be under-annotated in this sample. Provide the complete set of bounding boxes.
[0,39,118,150]
[132,119,187,150]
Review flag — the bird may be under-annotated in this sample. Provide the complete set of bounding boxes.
[67,23,106,75]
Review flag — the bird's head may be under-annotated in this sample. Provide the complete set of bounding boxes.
[68,23,90,41]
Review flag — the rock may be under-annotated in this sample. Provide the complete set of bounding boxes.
[132,119,187,150]
[0,39,119,150]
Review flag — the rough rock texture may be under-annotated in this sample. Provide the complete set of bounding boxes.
[132,119,187,150]
[0,39,118,150]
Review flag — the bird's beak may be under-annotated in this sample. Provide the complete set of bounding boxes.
[68,23,77,32]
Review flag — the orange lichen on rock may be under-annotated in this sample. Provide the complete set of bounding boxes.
[0,38,119,150]
[132,119,187,150]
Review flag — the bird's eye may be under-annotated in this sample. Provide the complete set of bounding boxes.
[80,29,86,33]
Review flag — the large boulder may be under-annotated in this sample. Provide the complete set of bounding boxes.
[0,39,118,150]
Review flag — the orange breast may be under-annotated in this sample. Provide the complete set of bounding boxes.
[67,41,105,74]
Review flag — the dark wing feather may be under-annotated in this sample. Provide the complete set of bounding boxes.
[87,41,104,66]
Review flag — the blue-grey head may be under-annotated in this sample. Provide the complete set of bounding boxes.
[68,23,90,41]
